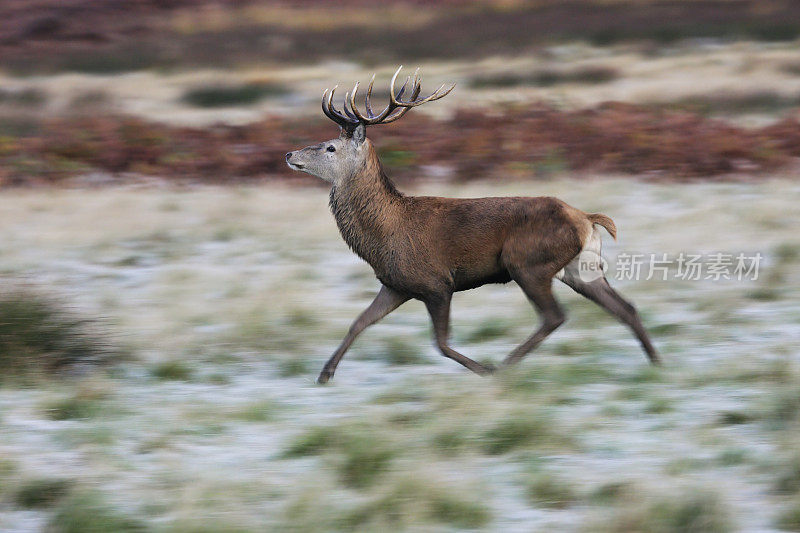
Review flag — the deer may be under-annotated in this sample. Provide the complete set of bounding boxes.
[285,67,660,384]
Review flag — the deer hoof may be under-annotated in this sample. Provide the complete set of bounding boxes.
[317,371,333,384]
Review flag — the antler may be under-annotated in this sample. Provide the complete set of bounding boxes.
[321,66,455,132]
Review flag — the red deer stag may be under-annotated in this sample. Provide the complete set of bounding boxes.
[286,67,659,383]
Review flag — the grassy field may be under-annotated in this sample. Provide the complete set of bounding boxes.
[3,40,800,127]
[0,178,798,531]
[2,1,800,530]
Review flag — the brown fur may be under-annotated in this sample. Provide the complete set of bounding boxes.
[587,213,617,240]
[330,142,584,299]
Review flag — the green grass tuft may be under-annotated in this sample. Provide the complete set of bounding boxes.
[647,490,733,533]
[430,425,470,456]
[44,396,104,421]
[150,359,193,381]
[428,489,491,528]
[0,289,116,384]
[777,496,800,532]
[48,491,146,533]
[182,82,288,108]
[464,317,514,343]
[659,91,800,116]
[774,456,800,495]
[282,424,395,488]
[285,308,318,328]
[763,388,800,428]
[650,323,682,336]
[525,471,576,509]
[13,478,72,508]
[337,433,395,489]
[0,458,17,481]
[282,426,333,458]
[379,336,426,365]
[470,66,619,88]
[645,397,672,414]
[233,400,278,423]
[774,242,800,263]
[480,410,567,455]
[590,481,634,504]
[277,357,309,377]
[717,410,752,425]
[717,448,749,466]
[346,476,490,529]
[593,488,733,533]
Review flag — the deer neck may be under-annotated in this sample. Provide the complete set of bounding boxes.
[329,149,403,267]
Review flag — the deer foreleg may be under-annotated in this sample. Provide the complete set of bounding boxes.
[317,285,409,384]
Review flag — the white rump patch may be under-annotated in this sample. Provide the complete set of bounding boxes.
[555,227,607,284]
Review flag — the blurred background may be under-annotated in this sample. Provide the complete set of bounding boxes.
[0,1,799,532]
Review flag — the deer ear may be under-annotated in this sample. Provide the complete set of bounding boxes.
[351,123,366,145]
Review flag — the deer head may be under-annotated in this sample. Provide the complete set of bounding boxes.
[285,66,455,184]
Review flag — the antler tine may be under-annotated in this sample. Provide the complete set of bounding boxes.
[326,86,339,117]
[410,74,422,99]
[388,65,403,107]
[396,76,410,101]
[322,87,349,126]
[323,85,358,128]
[378,74,423,124]
[347,66,405,124]
[378,106,412,124]
[347,81,371,123]
[364,74,376,116]
[321,66,454,130]
[390,66,455,108]
[349,75,397,124]
[398,81,456,107]
[321,87,331,118]
[348,80,392,123]
[342,91,359,120]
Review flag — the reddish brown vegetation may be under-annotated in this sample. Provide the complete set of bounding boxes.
[1,103,799,187]
[425,103,800,179]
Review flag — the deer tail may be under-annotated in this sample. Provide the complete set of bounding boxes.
[587,213,617,241]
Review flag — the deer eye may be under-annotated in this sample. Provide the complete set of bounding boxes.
[326,145,336,152]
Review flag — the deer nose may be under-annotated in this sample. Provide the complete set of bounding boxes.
[285,152,293,161]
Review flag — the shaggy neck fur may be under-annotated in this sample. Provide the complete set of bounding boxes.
[329,142,403,268]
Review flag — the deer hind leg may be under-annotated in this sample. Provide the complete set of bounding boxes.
[503,271,566,366]
[558,257,660,365]
[317,285,409,384]
[425,293,494,376]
